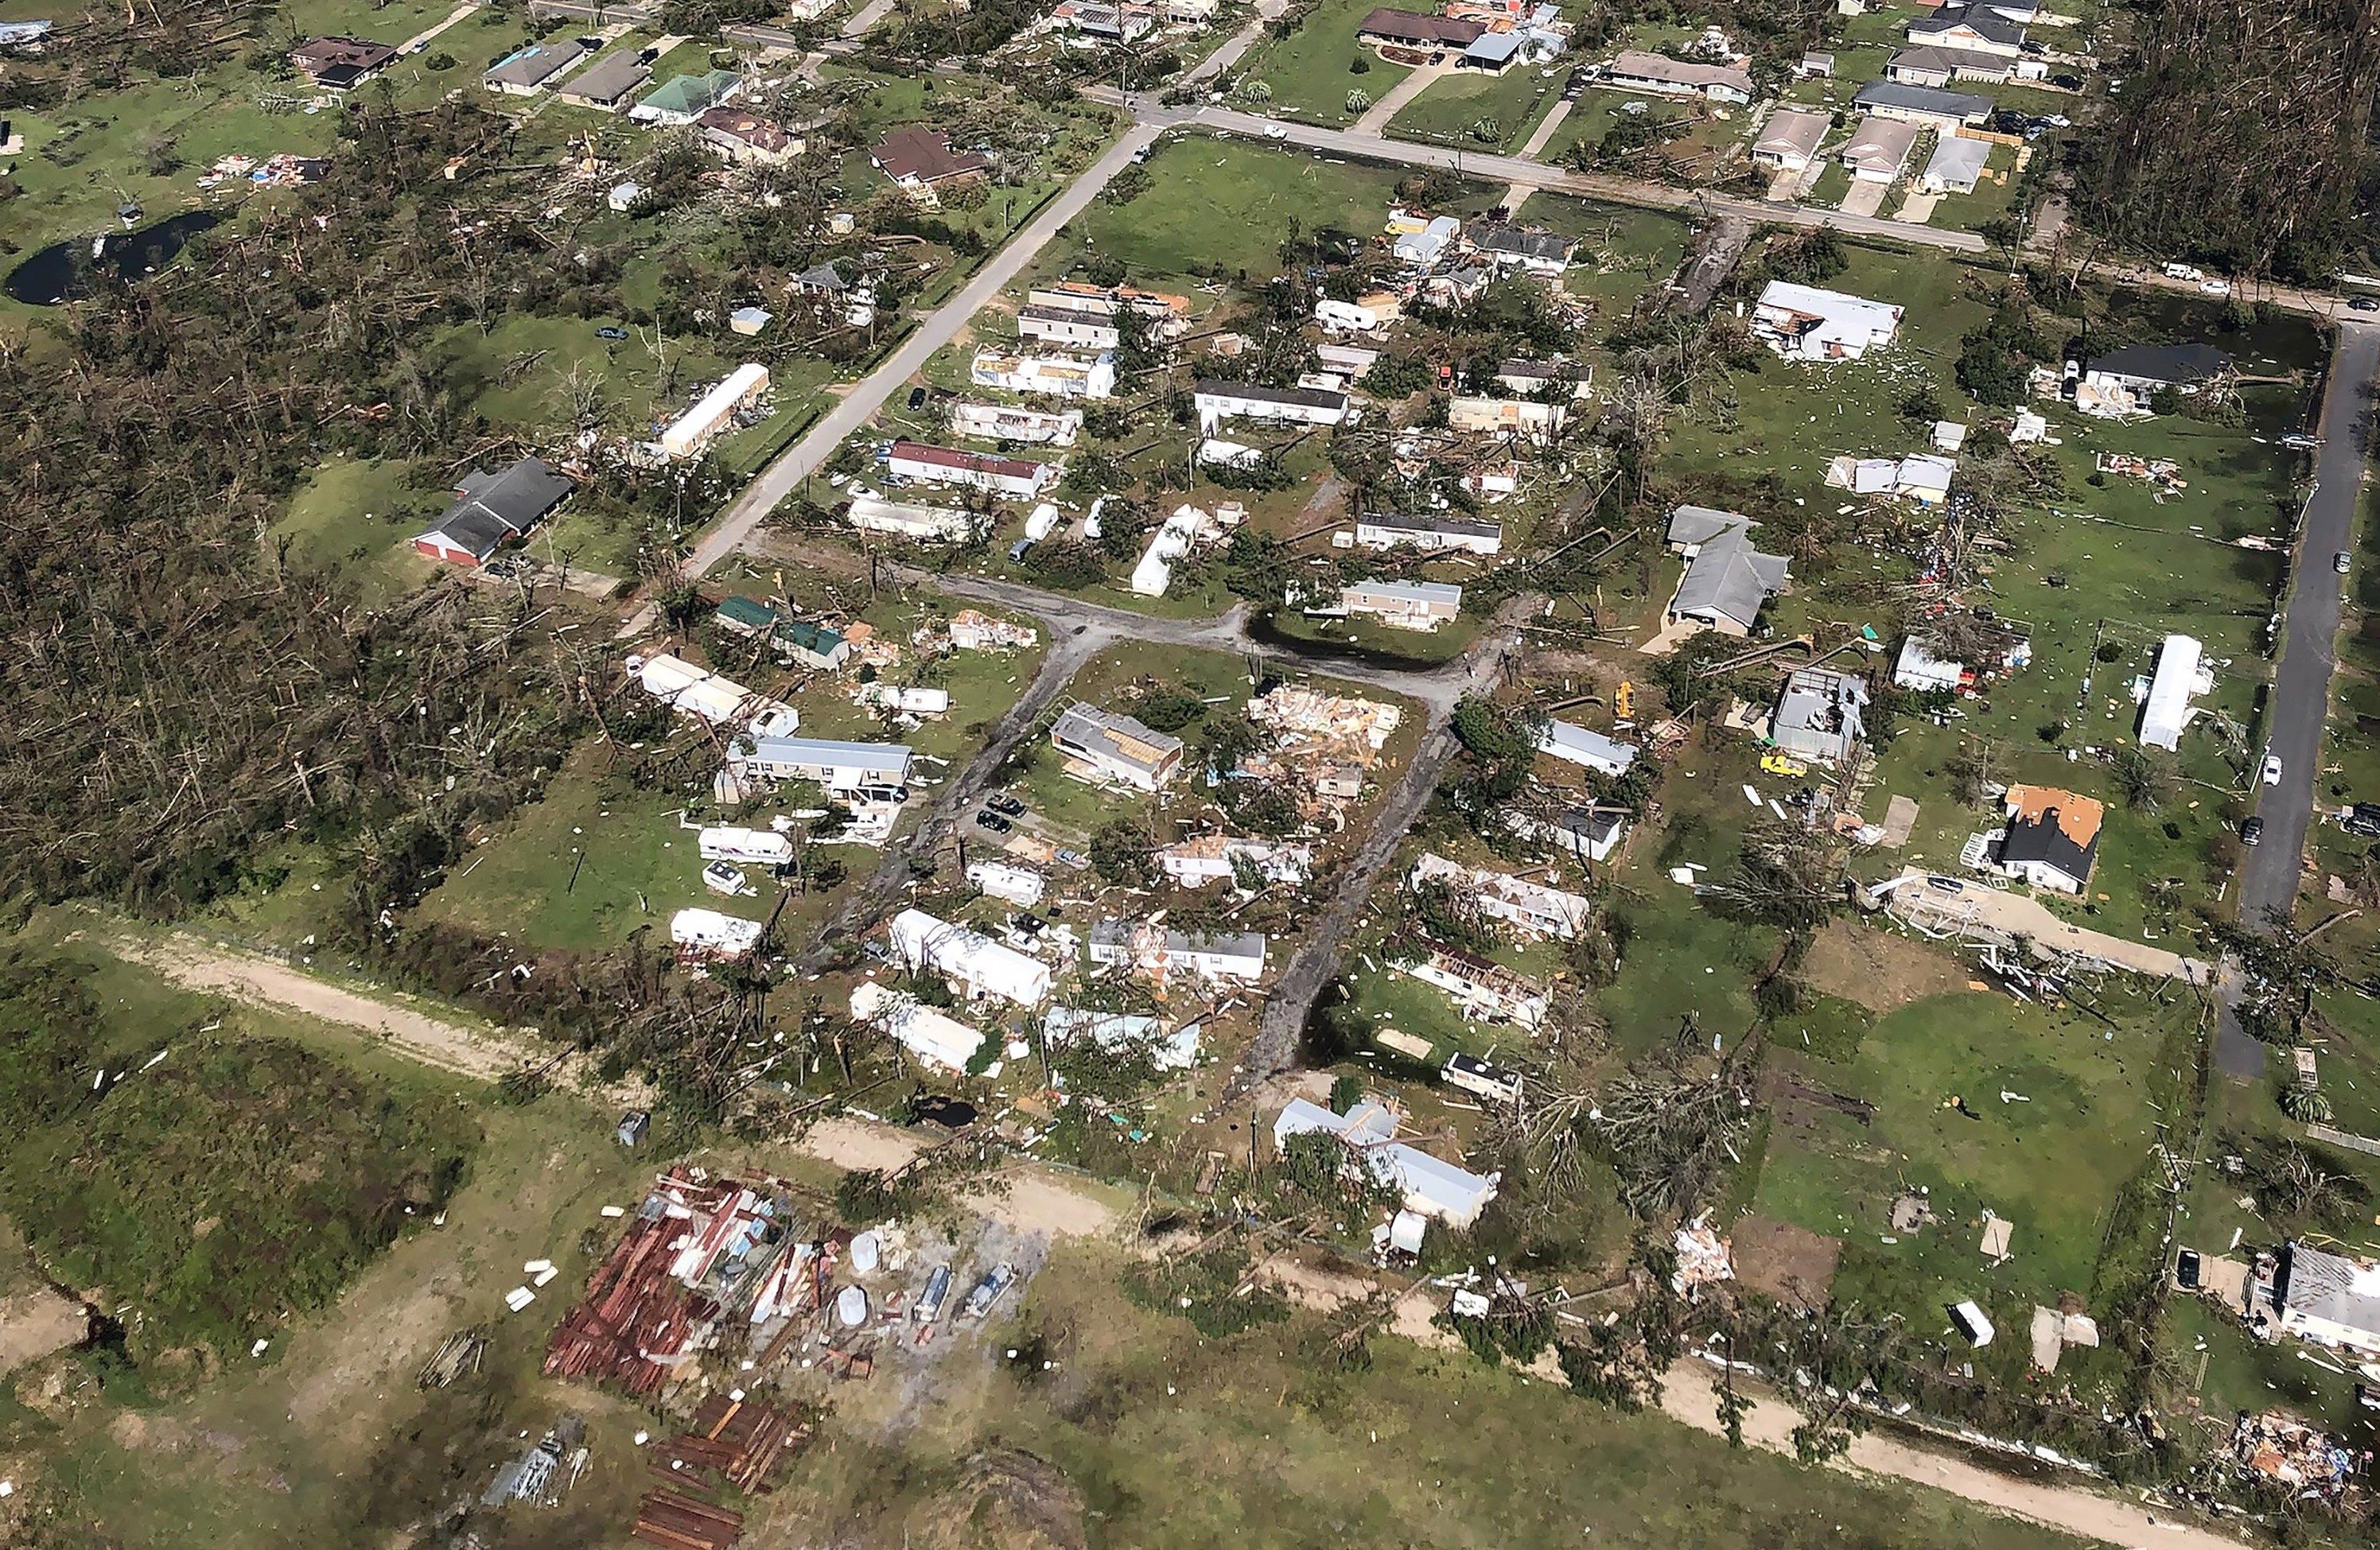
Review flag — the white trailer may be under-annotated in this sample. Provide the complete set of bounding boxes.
[698,826,795,866]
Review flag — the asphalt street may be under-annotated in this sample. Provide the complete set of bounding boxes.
[2219,320,2380,1076]
[678,118,1163,581]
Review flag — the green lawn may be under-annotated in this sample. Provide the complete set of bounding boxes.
[0,0,511,270]
[1746,983,2186,1382]
[764,1236,2130,1550]
[1231,0,1414,127]
[1386,65,1565,155]
[1545,87,1748,174]
[412,589,1047,954]
[1075,135,1414,284]
[408,746,718,954]
[265,454,442,600]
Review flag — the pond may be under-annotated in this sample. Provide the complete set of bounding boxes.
[5,209,224,305]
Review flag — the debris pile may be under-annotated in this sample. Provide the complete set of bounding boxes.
[632,1488,745,1550]
[1670,1213,1736,1297]
[544,1169,794,1395]
[653,1393,812,1494]
[418,1329,486,1389]
[2093,452,2185,492]
[2230,1410,2356,1498]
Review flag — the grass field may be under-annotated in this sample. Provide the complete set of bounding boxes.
[1075,135,1416,283]
[0,0,516,270]
[1386,64,1566,154]
[1231,0,1414,127]
[1744,979,2191,1382]
[265,454,442,599]
[754,1236,2124,1550]
[0,928,480,1373]
[411,589,1046,955]
[1545,87,1748,176]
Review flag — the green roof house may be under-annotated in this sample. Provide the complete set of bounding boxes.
[714,594,784,637]
[631,69,742,126]
[779,620,849,671]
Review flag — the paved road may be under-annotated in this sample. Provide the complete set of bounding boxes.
[2219,320,2380,1075]
[906,564,1484,707]
[1091,91,1992,255]
[679,119,1162,582]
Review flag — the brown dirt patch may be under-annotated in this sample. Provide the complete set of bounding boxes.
[1799,919,1969,1012]
[0,1288,86,1375]
[902,1447,1088,1550]
[1729,1214,1841,1304]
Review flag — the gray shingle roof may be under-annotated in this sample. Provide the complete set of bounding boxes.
[1666,506,1787,630]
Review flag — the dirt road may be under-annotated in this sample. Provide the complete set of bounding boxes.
[101,931,537,1082]
[1884,869,2213,983]
[1658,1359,2246,1550]
[1253,1255,2249,1550]
[795,621,1107,969]
[794,1117,1118,1237]
[1231,593,1532,1094]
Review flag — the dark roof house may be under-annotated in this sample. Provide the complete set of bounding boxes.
[556,50,654,109]
[1852,80,1995,125]
[1356,6,1487,48]
[1996,784,2102,892]
[870,126,992,189]
[290,35,398,89]
[414,456,575,565]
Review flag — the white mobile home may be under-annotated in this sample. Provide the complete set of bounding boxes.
[1192,379,1351,432]
[698,826,795,866]
[845,495,985,543]
[729,734,913,792]
[948,402,1082,445]
[1533,718,1639,777]
[965,859,1047,907]
[671,907,765,963]
[1050,702,1185,790]
[662,363,769,460]
[1355,514,1504,556]
[885,440,1055,499]
[849,980,984,1074]
[1342,578,1463,631]
[632,653,798,736]
[887,907,1051,1005]
[2137,633,2207,752]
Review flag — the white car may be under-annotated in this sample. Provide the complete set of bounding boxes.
[1265,125,1288,140]
[2262,754,2284,786]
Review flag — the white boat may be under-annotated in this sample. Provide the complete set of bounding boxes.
[914,1264,952,1323]
[961,1261,1017,1319]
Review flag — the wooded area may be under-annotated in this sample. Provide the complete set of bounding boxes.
[0,101,592,928]
[2075,0,2380,279]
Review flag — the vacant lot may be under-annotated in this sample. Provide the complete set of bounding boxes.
[752,1237,2124,1550]
[1232,0,1415,127]
[1387,64,1565,154]
[1074,135,1418,284]
[1744,977,2194,1387]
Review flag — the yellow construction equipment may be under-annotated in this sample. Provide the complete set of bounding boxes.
[1613,681,1632,720]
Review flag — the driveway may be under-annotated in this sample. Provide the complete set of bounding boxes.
[1838,178,1889,218]
[1885,870,2213,983]
[1355,59,1450,134]
[2219,320,2380,1074]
